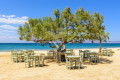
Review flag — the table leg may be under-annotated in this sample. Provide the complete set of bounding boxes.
[75,61,76,68]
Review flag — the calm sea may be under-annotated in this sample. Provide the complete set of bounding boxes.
[0,43,120,51]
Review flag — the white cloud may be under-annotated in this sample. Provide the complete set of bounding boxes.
[0,35,6,38]
[0,14,28,24]
[0,30,16,37]
[0,26,17,37]
[0,25,18,30]
[0,15,16,18]
[0,14,28,43]
[17,16,28,20]
[0,35,18,39]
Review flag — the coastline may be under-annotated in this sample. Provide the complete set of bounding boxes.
[0,47,120,52]
[1,43,120,51]
[0,47,120,55]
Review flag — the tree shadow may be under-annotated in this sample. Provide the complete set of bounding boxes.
[83,57,113,65]
[99,57,113,64]
[45,59,57,63]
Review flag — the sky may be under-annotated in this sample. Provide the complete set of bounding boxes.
[0,0,120,43]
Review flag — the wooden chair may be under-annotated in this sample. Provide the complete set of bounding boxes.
[84,50,90,62]
[66,49,75,55]
[11,50,14,61]
[89,52,99,63]
[39,54,45,66]
[79,50,84,62]
[47,50,56,59]
[65,53,74,69]
[17,50,24,62]
[11,51,18,62]
[24,53,33,68]
[75,57,82,69]
[102,49,107,56]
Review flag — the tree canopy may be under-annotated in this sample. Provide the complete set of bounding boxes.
[18,7,109,52]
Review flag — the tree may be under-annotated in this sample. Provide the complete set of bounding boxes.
[92,12,109,55]
[18,7,109,53]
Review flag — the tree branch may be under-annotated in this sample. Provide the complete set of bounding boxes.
[52,41,59,48]
[39,41,46,46]
[48,43,56,48]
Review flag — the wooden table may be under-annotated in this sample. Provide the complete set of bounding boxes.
[67,55,81,69]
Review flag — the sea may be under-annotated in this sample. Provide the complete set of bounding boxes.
[0,43,120,51]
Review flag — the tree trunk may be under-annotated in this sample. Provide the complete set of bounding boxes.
[56,42,66,63]
[57,41,66,52]
[99,37,102,56]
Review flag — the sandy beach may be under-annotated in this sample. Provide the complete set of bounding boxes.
[0,48,120,80]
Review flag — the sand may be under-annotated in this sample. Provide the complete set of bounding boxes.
[0,48,120,80]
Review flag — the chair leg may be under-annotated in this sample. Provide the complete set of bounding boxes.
[33,59,35,67]
[78,63,81,69]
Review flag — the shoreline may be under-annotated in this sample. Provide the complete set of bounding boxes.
[0,47,120,52]
[0,48,120,56]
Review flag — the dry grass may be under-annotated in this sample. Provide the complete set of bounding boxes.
[111,50,115,53]
[117,49,120,50]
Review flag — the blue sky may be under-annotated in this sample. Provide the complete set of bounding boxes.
[0,0,120,43]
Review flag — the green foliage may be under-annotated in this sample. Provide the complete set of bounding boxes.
[17,7,109,51]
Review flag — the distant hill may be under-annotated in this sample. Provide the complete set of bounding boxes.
[83,40,120,43]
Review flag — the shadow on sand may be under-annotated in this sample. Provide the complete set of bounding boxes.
[99,57,113,64]
[83,57,113,65]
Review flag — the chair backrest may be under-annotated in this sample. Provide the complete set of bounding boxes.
[65,51,74,62]
[40,53,45,57]
[12,52,18,57]
[84,50,90,52]
[40,54,45,60]
[66,49,74,55]
[106,49,111,55]
[65,54,69,62]
[79,50,84,62]
[24,52,31,60]
[79,50,84,55]
[90,52,99,57]
[102,49,107,53]
[47,50,55,56]
[11,50,18,56]
[28,50,34,54]
[92,51,98,54]
[66,49,73,52]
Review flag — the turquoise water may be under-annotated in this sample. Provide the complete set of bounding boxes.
[0,43,120,51]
